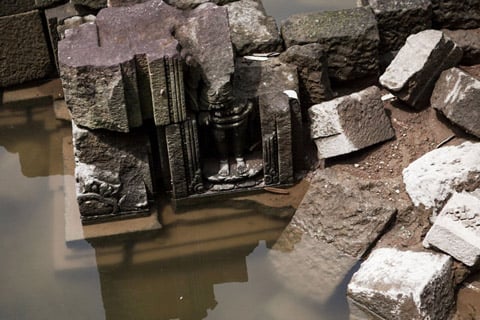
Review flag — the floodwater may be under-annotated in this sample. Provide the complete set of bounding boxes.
[0,1,372,320]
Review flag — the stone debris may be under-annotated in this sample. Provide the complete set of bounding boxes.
[281,7,380,81]
[0,10,53,87]
[443,29,480,65]
[291,168,397,258]
[72,122,153,223]
[380,29,462,108]
[431,67,480,138]
[423,191,480,267]
[309,86,395,160]
[348,248,455,320]
[403,142,480,213]
[432,0,480,29]
[224,0,282,56]
[360,0,432,52]
[279,43,333,107]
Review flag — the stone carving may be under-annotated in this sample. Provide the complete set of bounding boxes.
[59,0,301,221]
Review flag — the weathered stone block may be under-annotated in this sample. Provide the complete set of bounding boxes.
[348,248,454,320]
[309,86,395,160]
[72,122,153,223]
[176,2,234,108]
[423,191,480,267]
[45,3,94,70]
[279,43,333,106]
[164,0,238,10]
[432,0,480,29]
[443,29,480,66]
[431,67,480,138]
[361,0,432,52]
[403,142,480,212]
[281,7,380,81]
[292,168,397,257]
[224,0,282,56]
[71,0,107,9]
[380,29,462,108]
[0,10,53,87]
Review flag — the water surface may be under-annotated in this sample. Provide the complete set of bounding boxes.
[0,1,362,319]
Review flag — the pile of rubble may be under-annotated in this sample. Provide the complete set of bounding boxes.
[271,1,480,318]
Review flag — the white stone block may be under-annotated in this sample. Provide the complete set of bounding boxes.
[424,191,480,267]
[348,248,454,320]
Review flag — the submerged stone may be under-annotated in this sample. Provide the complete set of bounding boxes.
[360,0,432,52]
[423,191,480,267]
[431,67,480,138]
[281,7,380,81]
[348,248,454,320]
[380,29,462,108]
[309,86,395,160]
[269,225,358,304]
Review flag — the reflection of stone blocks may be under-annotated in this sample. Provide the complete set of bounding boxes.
[348,248,454,320]
[0,10,53,87]
[423,191,480,267]
[72,123,153,223]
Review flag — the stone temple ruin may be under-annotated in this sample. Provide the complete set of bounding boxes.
[59,0,302,223]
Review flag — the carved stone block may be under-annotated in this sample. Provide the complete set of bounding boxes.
[72,122,153,223]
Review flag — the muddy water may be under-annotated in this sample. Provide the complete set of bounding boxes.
[0,2,368,320]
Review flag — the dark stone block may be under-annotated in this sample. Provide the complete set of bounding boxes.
[281,7,380,81]
[432,0,480,29]
[362,0,432,52]
[0,10,53,87]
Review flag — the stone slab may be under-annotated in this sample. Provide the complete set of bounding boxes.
[309,86,395,160]
[431,67,480,138]
[0,10,53,87]
[291,168,397,258]
[281,7,379,81]
[380,29,462,108]
[348,248,454,320]
[403,141,480,212]
[423,191,480,267]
